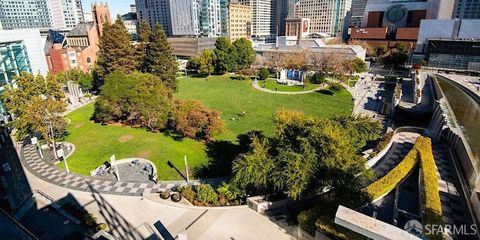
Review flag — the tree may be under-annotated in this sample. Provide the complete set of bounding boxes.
[94,71,172,130]
[94,17,138,88]
[348,57,367,73]
[186,56,200,72]
[56,68,93,91]
[232,134,274,190]
[1,72,67,145]
[232,38,255,69]
[171,99,224,140]
[258,67,269,80]
[375,45,388,57]
[282,51,308,70]
[143,23,179,91]
[136,20,151,72]
[214,37,234,73]
[231,110,380,201]
[308,72,326,84]
[197,49,216,76]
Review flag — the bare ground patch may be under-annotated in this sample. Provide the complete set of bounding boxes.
[118,135,134,143]
[74,123,84,129]
[136,150,152,159]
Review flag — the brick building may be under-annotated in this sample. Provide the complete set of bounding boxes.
[45,4,110,73]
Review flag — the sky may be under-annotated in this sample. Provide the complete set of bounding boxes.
[81,0,134,19]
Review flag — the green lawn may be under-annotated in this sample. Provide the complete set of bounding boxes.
[62,75,353,180]
[259,78,322,92]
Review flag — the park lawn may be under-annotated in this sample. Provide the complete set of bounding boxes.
[260,78,322,92]
[61,75,353,180]
[62,103,207,180]
[176,75,353,140]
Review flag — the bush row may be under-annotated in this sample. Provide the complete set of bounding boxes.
[365,138,421,201]
[178,182,244,206]
[371,131,394,156]
[297,201,363,239]
[417,136,443,240]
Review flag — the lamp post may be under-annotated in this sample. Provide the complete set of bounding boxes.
[184,155,189,183]
[110,155,121,181]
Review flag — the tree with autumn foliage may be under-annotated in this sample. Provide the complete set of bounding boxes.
[170,99,224,140]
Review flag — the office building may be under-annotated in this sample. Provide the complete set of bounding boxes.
[130,4,137,13]
[349,0,368,27]
[121,12,138,40]
[454,0,480,19]
[349,0,455,48]
[228,3,251,41]
[294,0,352,37]
[167,37,217,57]
[199,0,222,37]
[135,0,172,35]
[276,0,291,36]
[285,18,310,38]
[426,39,480,72]
[0,0,84,30]
[136,0,223,37]
[0,29,48,120]
[220,0,229,36]
[239,0,277,43]
[413,19,480,72]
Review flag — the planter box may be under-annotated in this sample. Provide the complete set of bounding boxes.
[247,196,289,214]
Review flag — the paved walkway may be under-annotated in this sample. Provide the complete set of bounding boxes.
[252,80,323,94]
[372,132,419,177]
[21,144,222,197]
[398,74,434,113]
[438,74,480,98]
[432,142,476,240]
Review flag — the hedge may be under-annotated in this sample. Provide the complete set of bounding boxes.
[297,202,363,239]
[417,136,443,240]
[365,142,419,201]
[365,136,444,239]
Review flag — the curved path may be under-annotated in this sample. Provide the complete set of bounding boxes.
[21,144,222,197]
[252,80,323,94]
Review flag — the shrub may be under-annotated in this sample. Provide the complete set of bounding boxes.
[258,67,269,80]
[195,184,218,204]
[297,203,363,239]
[309,72,327,84]
[372,131,394,155]
[96,223,109,231]
[365,139,420,201]
[328,82,343,92]
[179,186,196,203]
[417,136,443,240]
[217,182,242,201]
[82,213,97,226]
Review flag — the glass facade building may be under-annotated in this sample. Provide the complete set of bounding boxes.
[426,40,480,71]
[0,41,32,119]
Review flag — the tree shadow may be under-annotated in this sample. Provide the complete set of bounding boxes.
[193,140,241,178]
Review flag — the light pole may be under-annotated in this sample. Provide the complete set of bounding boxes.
[110,155,121,181]
[184,155,189,183]
[31,137,44,159]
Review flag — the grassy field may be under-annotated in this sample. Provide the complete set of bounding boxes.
[62,75,353,180]
[259,79,322,92]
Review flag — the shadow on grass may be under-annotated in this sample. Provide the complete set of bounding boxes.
[193,130,264,179]
[193,140,240,178]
